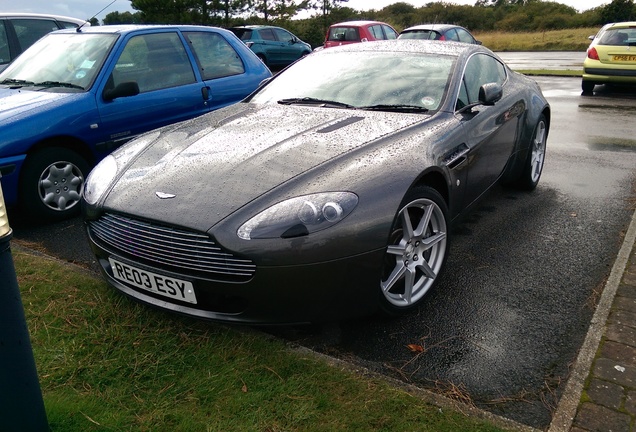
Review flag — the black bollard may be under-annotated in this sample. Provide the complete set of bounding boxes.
[0,185,49,431]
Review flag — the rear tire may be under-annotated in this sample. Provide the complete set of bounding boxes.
[19,147,90,222]
[582,80,595,94]
[379,186,449,316]
[513,114,547,191]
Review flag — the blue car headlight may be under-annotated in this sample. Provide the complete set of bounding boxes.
[237,192,358,240]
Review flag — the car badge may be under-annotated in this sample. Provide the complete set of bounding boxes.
[156,192,176,199]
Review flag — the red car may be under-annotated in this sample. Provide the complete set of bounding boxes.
[323,20,398,49]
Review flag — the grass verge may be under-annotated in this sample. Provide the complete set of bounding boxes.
[475,27,596,51]
[13,247,511,432]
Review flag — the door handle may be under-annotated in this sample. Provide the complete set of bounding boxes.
[201,86,210,101]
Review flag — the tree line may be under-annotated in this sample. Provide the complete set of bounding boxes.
[102,0,636,48]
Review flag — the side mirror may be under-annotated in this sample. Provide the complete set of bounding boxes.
[103,81,140,101]
[479,82,503,106]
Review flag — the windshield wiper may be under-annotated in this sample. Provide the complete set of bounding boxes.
[278,97,356,109]
[359,104,429,113]
[34,81,85,90]
[0,78,35,87]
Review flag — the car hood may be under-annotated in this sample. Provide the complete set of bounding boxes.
[0,88,75,122]
[104,103,428,231]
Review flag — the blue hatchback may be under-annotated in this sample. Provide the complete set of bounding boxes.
[0,25,271,221]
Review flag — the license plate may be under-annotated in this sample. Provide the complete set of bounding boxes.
[613,55,636,62]
[109,257,197,304]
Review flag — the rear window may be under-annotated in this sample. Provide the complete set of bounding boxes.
[399,30,440,41]
[599,28,636,46]
[328,27,360,42]
[230,28,252,41]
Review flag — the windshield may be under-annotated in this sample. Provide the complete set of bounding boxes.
[0,32,117,91]
[249,50,455,112]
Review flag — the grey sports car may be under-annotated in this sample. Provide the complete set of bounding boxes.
[83,40,550,324]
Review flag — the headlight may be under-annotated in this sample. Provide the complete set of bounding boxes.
[83,155,117,205]
[83,131,160,205]
[237,192,358,240]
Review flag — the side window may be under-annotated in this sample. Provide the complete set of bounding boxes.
[458,54,506,107]
[11,19,58,51]
[456,28,475,44]
[260,29,276,41]
[273,28,293,43]
[0,21,9,66]
[383,25,397,40]
[369,25,383,40]
[184,31,245,80]
[58,20,82,29]
[444,29,460,42]
[109,32,195,94]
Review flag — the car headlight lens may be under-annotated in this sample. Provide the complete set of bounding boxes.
[237,192,358,240]
[83,131,160,206]
[83,155,117,205]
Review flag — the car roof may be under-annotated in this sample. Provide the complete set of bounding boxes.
[0,12,88,25]
[319,39,481,57]
[329,20,391,27]
[605,21,636,29]
[53,24,230,35]
[230,25,280,29]
[402,24,463,32]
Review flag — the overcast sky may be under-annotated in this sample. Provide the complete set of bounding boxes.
[4,0,610,23]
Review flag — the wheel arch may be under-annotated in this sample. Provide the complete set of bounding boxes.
[410,169,450,207]
[25,136,96,168]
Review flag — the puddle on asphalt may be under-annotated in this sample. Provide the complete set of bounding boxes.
[586,137,636,152]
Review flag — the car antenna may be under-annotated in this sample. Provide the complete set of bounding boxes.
[77,0,117,32]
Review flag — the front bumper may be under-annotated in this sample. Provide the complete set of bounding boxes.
[86,224,385,325]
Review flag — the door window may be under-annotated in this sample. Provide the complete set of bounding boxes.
[369,25,384,40]
[273,28,294,43]
[383,25,398,40]
[456,28,476,44]
[184,31,245,80]
[11,18,58,51]
[259,28,276,41]
[457,53,506,109]
[0,21,9,65]
[109,32,195,94]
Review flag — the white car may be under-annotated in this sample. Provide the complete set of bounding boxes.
[0,13,88,71]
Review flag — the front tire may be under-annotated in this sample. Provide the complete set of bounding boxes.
[379,186,449,316]
[19,147,90,221]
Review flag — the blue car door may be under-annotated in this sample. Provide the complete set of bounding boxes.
[95,31,210,150]
[183,31,258,109]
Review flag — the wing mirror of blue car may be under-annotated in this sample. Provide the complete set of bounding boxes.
[103,81,140,101]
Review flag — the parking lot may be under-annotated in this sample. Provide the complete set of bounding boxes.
[11,74,636,429]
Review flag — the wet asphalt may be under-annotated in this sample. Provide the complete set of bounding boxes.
[10,72,636,429]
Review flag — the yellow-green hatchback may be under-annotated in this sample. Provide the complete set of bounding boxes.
[582,21,636,94]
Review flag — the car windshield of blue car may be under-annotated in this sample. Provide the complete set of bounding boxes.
[0,33,117,91]
[249,50,455,112]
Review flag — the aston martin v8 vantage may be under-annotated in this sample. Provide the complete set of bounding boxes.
[83,40,550,324]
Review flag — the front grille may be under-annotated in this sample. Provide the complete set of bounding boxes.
[89,213,255,282]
